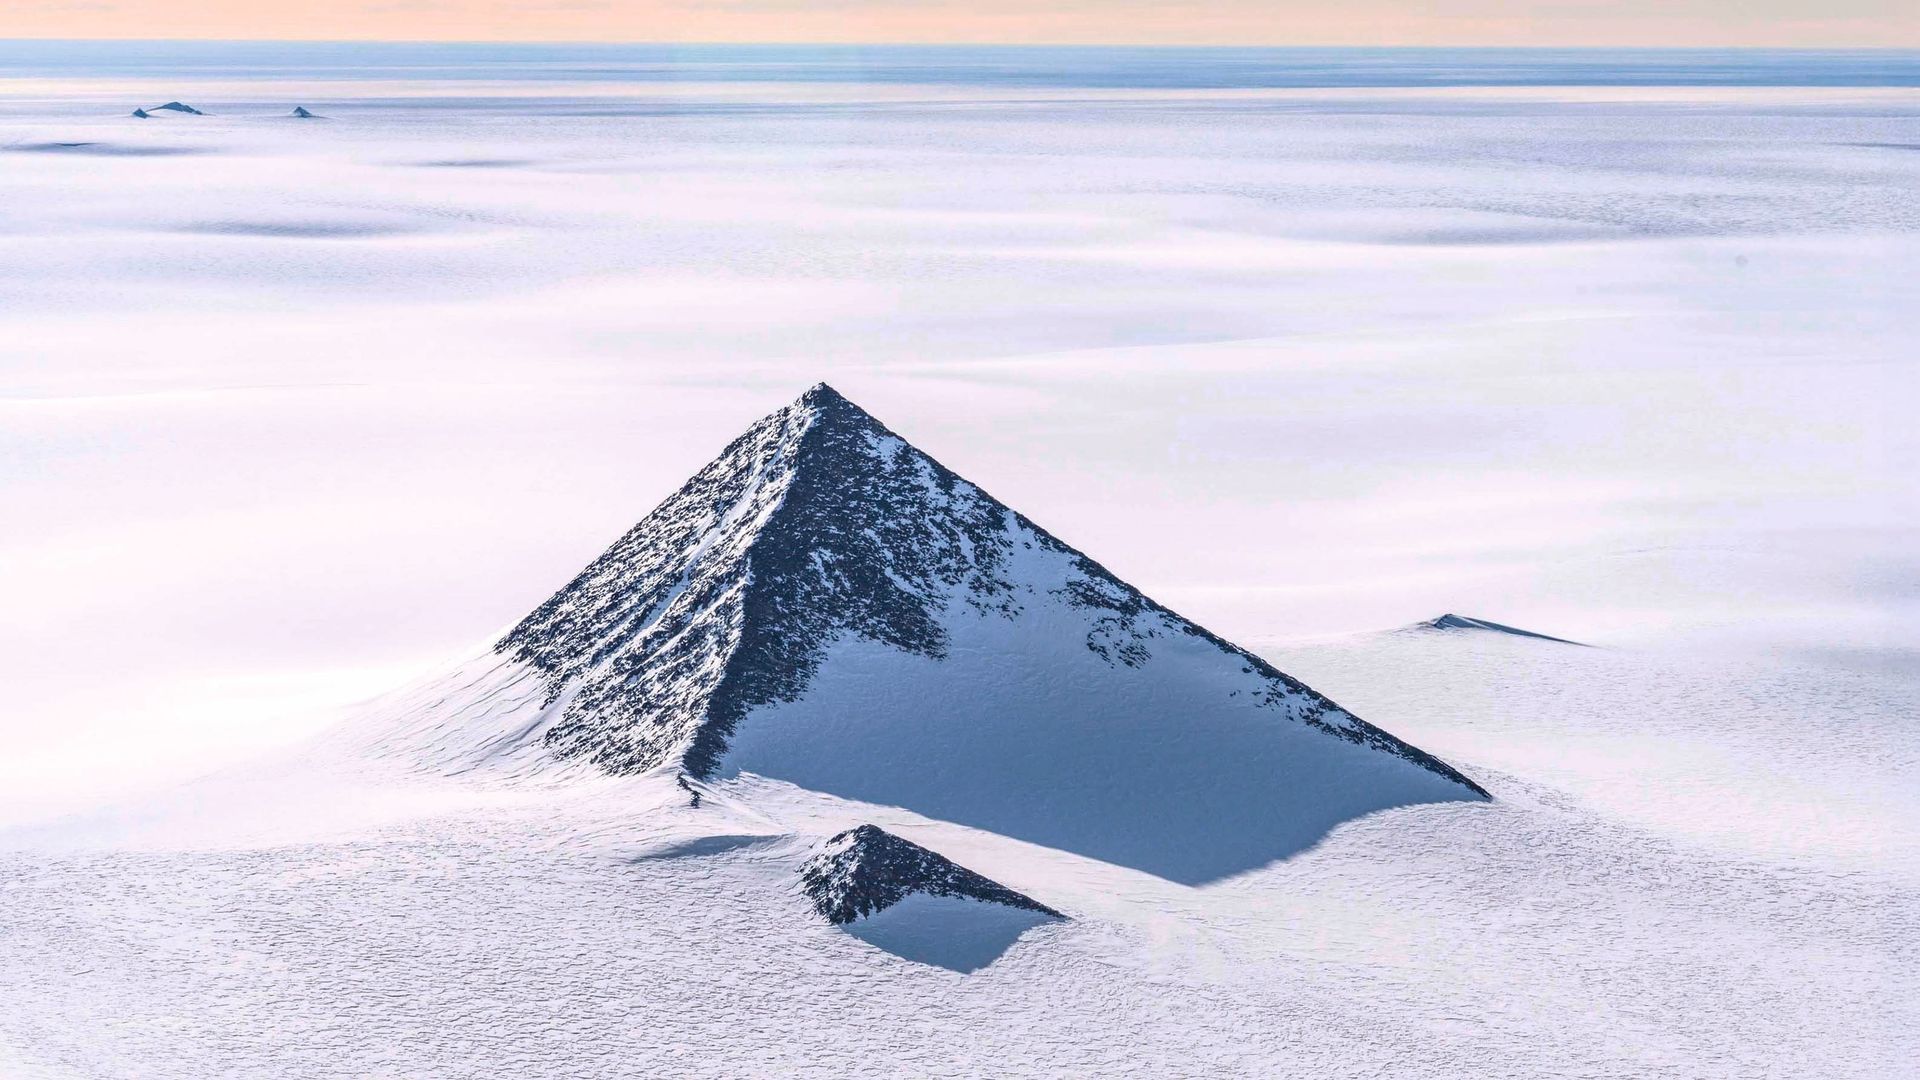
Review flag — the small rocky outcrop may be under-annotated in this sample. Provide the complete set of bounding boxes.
[800,825,1062,925]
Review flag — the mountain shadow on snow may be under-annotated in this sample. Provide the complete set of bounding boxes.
[802,825,1059,971]
[1418,613,1589,646]
[6,141,208,157]
[478,384,1488,883]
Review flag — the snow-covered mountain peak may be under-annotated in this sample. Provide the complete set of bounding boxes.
[449,385,1492,881]
[495,385,1475,788]
[494,380,1019,776]
[796,379,847,406]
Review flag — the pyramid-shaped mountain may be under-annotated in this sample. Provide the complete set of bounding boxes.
[461,384,1487,882]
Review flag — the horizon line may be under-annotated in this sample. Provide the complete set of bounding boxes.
[6,38,1920,52]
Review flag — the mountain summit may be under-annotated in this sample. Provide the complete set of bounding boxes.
[399,384,1486,881]
[504,382,1019,777]
[499,384,1478,782]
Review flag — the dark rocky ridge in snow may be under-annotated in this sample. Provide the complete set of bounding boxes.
[801,825,1062,924]
[133,101,204,118]
[498,384,1486,796]
[1420,613,1588,646]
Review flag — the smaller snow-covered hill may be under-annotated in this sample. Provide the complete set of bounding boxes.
[1415,613,1588,646]
[132,101,205,119]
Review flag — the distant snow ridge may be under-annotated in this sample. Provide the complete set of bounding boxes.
[498,383,1485,797]
[132,101,204,118]
[801,825,1061,924]
[1419,613,1588,646]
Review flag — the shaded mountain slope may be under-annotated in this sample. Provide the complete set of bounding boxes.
[385,384,1501,881]
[500,384,1482,791]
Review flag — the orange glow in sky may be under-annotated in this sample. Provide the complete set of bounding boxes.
[5,0,1917,47]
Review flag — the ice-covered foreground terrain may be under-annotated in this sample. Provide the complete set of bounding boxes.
[3,390,1914,1080]
[1,45,1916,1078]
[1,624,1911,1077]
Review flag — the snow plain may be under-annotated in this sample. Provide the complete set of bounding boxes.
[1,626,1911,1078]
[1,47,1916,1078]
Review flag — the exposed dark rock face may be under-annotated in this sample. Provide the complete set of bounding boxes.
[801,825,1062,925]
[497,383,1486,797]
[504,383,1039,776]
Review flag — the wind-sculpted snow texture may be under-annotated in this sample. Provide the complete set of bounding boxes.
[499,384,1485,798]
[5,633,1911,1079]
[801,825,1062,924]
